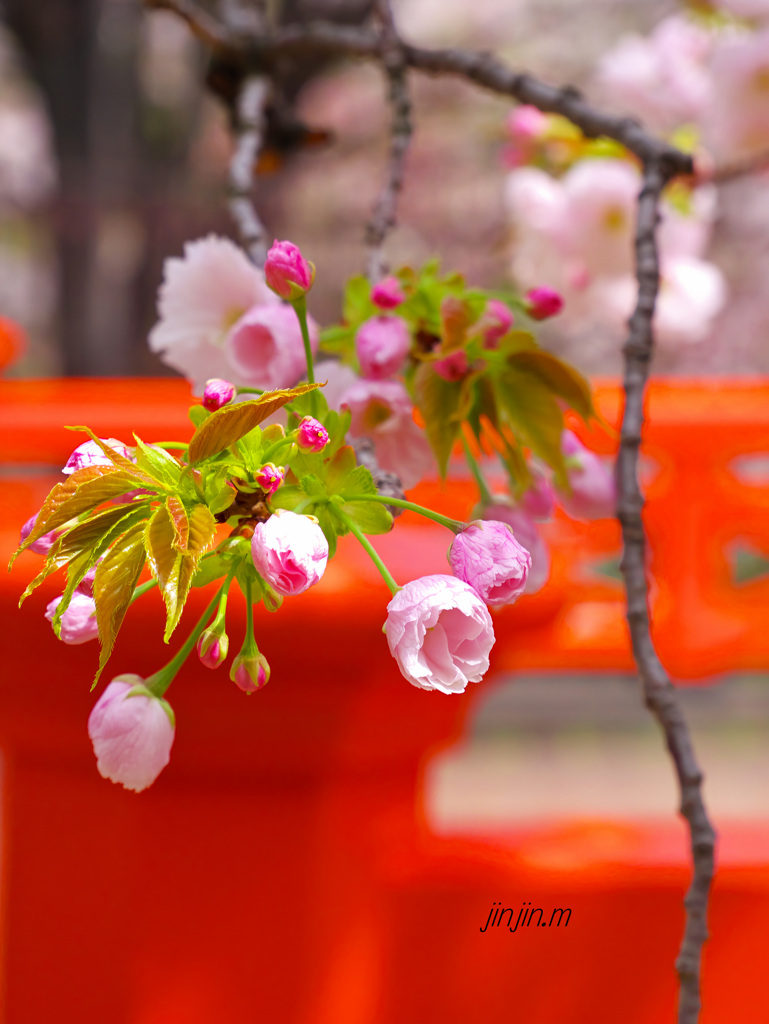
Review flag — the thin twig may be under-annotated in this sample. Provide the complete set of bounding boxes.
[707,145,769,184]
[618,160,716,1024]
[143,0,235,53]
[364,0,412,281]
[228,75,271,267]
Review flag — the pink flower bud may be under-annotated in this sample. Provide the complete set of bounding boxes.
[296,416,329,453]
[481,299,514,348]
[75,566,98,598]
[87,676,175,792]
[202,378,235,411]
[433,349,469,382]
[525,286,564,321]
[20,512,63,555]
[371,276,405,310]
[507,105,548,144]
[520,462,555,521]
[197,627,229,670]
[264,239,315,301]
[45,592,99,645]
[355,315,411,380]
[63,438,133,475]
[231,651,270,693]
[557,430,616,520]
[481,503,550,594]
[251,509,328,597]
[384,575,495,694]
[254,462,285,495]
[448,520,531,607]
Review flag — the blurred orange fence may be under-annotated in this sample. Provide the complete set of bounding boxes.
[0,378,768,1023]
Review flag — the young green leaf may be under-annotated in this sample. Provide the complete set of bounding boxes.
[93,522,147,687]
[413,363,463,478]
[495,369,567,484]
[507,349,595,422]
[187,383,320,464]
[324,445,358,494]
[340,500,393,535]
[132,437,182,488]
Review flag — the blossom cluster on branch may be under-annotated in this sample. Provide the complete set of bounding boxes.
[12,239,615,793]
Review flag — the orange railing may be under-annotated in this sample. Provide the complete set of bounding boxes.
[0,378,768,1023]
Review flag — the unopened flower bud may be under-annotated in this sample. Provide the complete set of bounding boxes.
[371,275,405,310]
[254,462,285,495]
[525,286,564,321]
[296,416,329,453]
[45,592,99,644]
[20,512,63,555]
[433,349,469,382]
[264,239,315,301]
[230,651,270,693]
[481,299,514,348]
[202,378,235,411]
[557,430,616,520]
[63,438,133,475]
[448,520,531,607]
[251,509,328,596]
[197,627,229,670]
[507,105,548,144]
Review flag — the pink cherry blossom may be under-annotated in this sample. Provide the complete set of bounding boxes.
[481,503,551,595]
[384,574,495,694]
[707,28,769,160]
[449,520,531,607]
[87,676,175,792]
[558,430,617,521]
[63,438,133,475]
[339,378,434,490]
[560,159,639,279]
[45,591,99,645]
[251,509,328,597]
[202,378,235,411]
[520,463,556,521]
[264,240,315,300]
[717,0,769,18]
[148,234,277,393]
[225,303,319,391]
[594,15,713,131]
[296,416,329,453]
[355,315,411,380]
[479,299,514,348]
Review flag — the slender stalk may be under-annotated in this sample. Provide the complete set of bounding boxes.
[291,296,318,417]
[331,506,399,595]
[145,583,225,696]
[461,433,493,504]
[342,492,464,532]
[129,578,159,605]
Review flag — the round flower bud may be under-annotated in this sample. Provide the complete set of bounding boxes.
[264,239,315,301]
[202,378,235,411]
[557,430,616,520]
[254,463,285,495]
[481,299,514,348]
[355,315,411,380]
[20,512,63,555]
[44,591,100,645]
[87,676,175,792]
[296,416,329,453]
[231,651,270,693]
[433,349,469,382]
[481,502,551,595]
[197,627,229,670]
[251,509,328,597]
[63,438,133,475]
[371,276,405,310]
[525,286,564,321]
[384,574,495,694]
[448,520,531,607]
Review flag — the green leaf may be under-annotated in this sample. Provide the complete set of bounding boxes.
[413,363,462,478]
[340,500,393,535]
[495,370,567,484]
[187,383,320,465]
[290,386,328,420]
[93,522,147,687]
[269,485,306,512]
[132,437,182,488]
[191,553,230,588]
[508,350,595,421]
[10,466,157,563]
[299,474,326,498]
[315,506,339,559]
[439,295,471,353]
[343,274,375,325]
[325,445,357,494]
[319,324,355,356]
[64,426,150,478]
[188,404,209,428]
[338,464,376,499]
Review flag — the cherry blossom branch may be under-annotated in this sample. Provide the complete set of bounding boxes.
[143,0,234,52]
[364,0,412,281]
[228,74,271,267]
[617,160,716,1024]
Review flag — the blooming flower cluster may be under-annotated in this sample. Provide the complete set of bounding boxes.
[13,240,612,796]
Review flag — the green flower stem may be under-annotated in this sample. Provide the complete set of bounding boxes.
[461,433,493,505]
[260,436,295,464]
[236,387,265,396]
[240,576,258,655]
[331,505,399,596]
[342,493,465,533]
[291,295,319,417]
[145,583,225,697]
[129,578,159,605]
[212,562,238,629]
